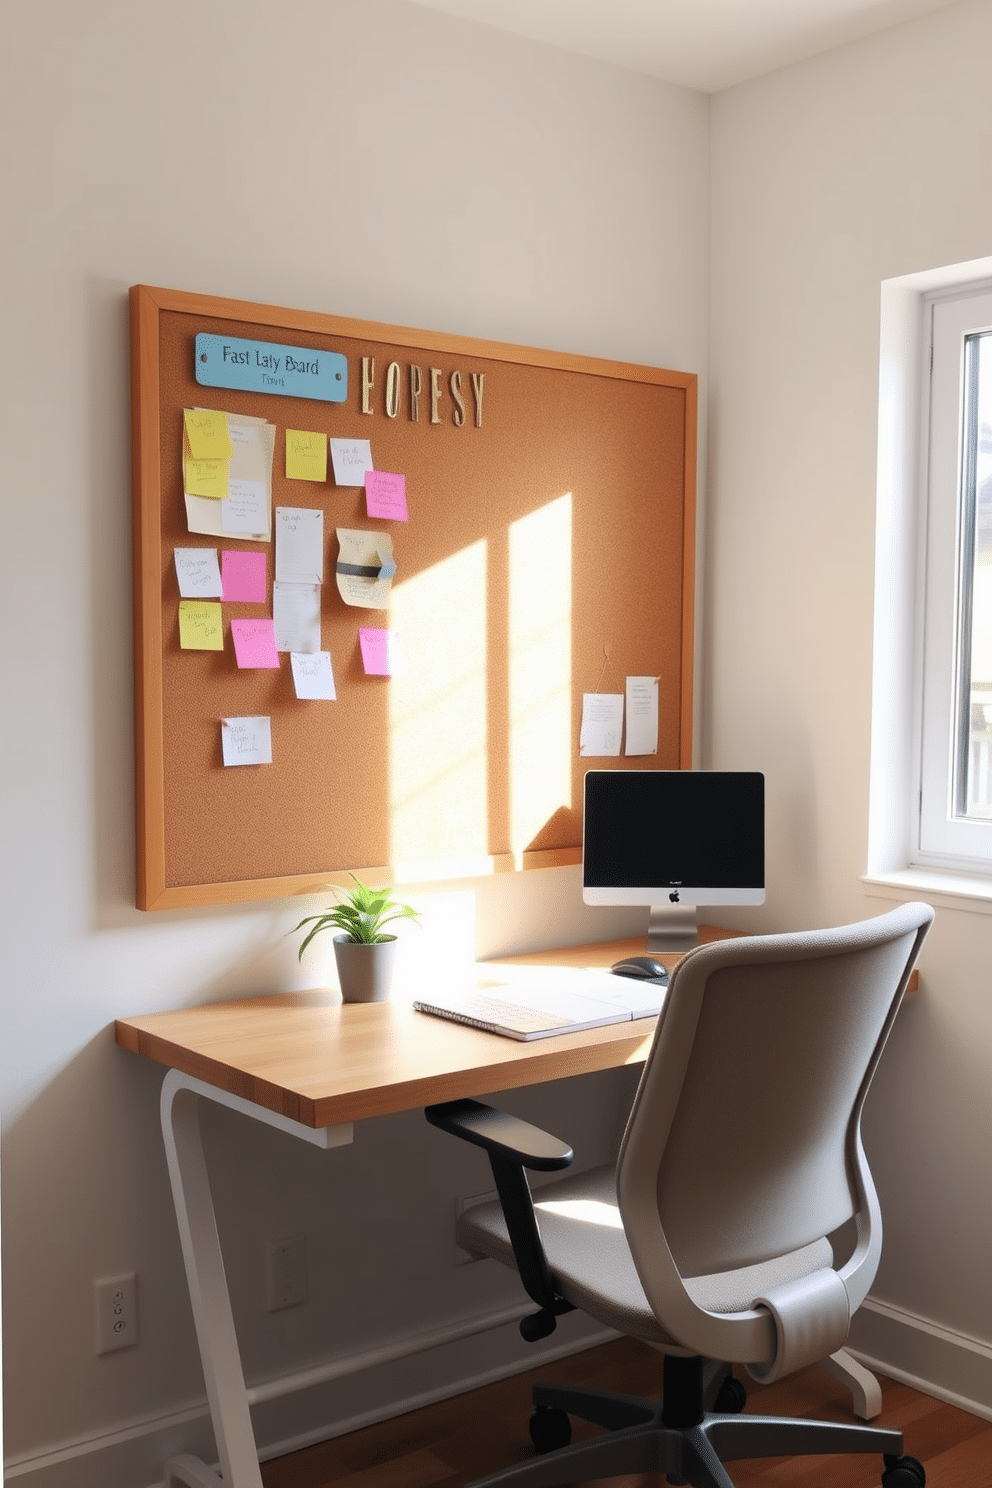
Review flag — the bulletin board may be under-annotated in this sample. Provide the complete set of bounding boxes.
[130,284,697,910]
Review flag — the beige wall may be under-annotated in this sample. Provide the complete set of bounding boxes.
[709,0,992,1395]
[0,2,708,1482]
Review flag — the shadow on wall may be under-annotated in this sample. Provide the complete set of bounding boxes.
[87,276,142,935]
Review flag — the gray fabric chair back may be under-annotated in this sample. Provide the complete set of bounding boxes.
[616,902,933,1373]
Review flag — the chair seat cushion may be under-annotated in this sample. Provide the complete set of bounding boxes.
[456,1165,834,1347]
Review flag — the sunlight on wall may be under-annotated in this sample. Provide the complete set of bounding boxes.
[388,539,490,876]
[509,495,573,857]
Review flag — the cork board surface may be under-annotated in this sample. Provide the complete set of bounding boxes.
[131,286,695,908]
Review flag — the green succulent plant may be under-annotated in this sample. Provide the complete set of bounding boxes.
[293,874,421,957]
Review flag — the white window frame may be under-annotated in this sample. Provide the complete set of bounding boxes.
[916,288,992,867]
[866,257,992,911]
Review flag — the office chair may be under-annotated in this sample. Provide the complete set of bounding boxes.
[426,900,933,1488]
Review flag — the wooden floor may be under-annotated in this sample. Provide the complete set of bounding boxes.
[261,1338,992,1488]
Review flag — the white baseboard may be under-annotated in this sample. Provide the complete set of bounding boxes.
[9,1296,989,1488]
[847,1296,992,1422]
[2,1309,611,1488]
[2,1397,218,1488]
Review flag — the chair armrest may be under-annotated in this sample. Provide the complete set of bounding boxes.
[424,1098,575,1340]
[424,1098,574,1171]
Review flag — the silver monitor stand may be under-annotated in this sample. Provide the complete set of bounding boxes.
[647,903,699,954]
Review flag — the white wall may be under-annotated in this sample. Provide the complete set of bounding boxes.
[709,0,992,1408]
[0,1,709,1481]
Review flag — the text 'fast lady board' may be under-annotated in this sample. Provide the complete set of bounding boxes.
[195,333,348,402]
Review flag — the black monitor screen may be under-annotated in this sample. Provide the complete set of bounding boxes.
[582,770,765,907]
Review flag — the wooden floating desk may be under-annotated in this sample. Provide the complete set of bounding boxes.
[114,934,696,1130]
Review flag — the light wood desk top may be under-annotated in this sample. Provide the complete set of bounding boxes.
[115,934,706,1130]
[115,925,918,1132]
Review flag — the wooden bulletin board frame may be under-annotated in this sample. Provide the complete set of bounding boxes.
[130,284,697,910]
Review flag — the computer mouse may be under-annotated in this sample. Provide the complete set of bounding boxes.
[610,956,669,983]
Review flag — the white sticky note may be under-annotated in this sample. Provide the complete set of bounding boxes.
[174,547,222,598]
[330,438,373,487]
[291,651,336,700]
[273,581,322,653]
[276,507,324,585]
[624,676,659,756]
[221,716,272,766]
[579,693,623,757]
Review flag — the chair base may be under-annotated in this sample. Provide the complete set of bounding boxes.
[467,1370,905,1488]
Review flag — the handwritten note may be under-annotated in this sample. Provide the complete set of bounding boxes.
[579,693,623,756]
[624,676,659,756]
[273,581,321,653]
[175,548,222,598]
[221,716,272,767]
[359,627,402,676]
[291,651,336,700]
[231,617,280,669]
[178,601,223,651]
[276,506,324,585]
[184,408,233,461]
[221,550,266,603]
[222,479,269,536]
[285,429,328,483]
[365,470,408,521]
[330,437,373,487]
[183,457,229,499]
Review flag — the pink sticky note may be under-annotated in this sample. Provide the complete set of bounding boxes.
[359,627,401,676]
[231,617,280,669]
[364,470,408,522]
[222,550,267,603]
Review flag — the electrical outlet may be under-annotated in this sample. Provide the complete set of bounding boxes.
[95,1273,138,1354]
[265,1234,307,1310]
[454,1190,498,1265]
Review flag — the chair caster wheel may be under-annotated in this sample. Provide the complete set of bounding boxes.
[529,1406,572,1453]
[882,1454,926,1488]
[713,1375,747,1413]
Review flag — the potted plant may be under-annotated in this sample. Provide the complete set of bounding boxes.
[293,874,421,1003]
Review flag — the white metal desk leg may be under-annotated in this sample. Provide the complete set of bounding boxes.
[161,1070,265,1488]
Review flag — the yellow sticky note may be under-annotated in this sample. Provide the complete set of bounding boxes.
[184,457,229,499]
[286,429,328,483]
[178,600,224,651]
[184,408,234,461]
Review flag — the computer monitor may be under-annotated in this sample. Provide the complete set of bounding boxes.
[582,769,765,951]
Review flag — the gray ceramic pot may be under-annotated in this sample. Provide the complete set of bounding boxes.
[332,934,398,1003]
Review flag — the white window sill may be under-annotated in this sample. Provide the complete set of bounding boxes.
[862,869,992,914]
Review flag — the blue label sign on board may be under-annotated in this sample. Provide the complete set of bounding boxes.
[195,334,348,403]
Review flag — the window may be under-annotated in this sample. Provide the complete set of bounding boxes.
[916,288,992,869]
[867,260,992,905]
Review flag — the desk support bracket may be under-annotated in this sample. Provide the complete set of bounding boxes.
[165,1453,226,1488]
[160,1069,353,1488]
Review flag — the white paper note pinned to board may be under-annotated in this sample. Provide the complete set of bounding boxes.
[185,414,274,541]
[291,651,337,700]
[273,581,321,653]
[579,693,623,756]
[276,507,324,585]
[221,716,272,766]
[624,676,659,756]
